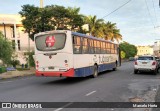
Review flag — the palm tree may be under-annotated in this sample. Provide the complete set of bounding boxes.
[104,22,122,43]
[85,15,104,37]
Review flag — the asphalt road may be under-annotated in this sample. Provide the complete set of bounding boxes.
[1,62,160,111]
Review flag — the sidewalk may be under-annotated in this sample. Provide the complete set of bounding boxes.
[0,68,35,80]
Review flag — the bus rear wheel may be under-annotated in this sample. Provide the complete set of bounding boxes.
[92,65,98,78]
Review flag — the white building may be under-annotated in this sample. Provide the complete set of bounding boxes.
[0,14,35,64]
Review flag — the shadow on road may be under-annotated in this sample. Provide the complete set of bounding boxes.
[43,77,91,85]
[41,70,114,85]
[135,71,159,75]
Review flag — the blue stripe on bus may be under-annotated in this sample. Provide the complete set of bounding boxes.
[74,62,115,77]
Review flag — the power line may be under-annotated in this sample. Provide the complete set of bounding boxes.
[145,0,156,28]
[152,0,158,25]
[102,0,132,19]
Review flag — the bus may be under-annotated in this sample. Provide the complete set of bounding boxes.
[34,30,120,78]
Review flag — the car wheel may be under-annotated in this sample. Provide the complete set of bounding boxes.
[153,69,157,75]
[157,68,160,73]
[134,69,138,74]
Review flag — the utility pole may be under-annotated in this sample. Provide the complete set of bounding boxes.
[40,0,43,8]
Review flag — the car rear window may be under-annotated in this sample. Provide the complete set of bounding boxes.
[138,56,153,60]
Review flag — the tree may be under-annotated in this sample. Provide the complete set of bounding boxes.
[84,15,104,36]
[19,5,85,41]
[67,7,85,32]
[104,22,122,42]
[0,32,13,65]
[119,41,137,59]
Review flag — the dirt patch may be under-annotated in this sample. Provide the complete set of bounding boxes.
[129,97,144,102]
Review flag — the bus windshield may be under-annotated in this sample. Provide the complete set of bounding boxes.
[35,33,66,51]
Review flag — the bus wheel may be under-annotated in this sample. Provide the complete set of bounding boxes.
[92,65,98,78]
[113,62,117,71]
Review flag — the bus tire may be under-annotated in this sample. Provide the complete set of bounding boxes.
[113,62,117,71]
[92,65,98,78]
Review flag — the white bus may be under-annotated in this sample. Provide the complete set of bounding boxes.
[34,30,120,77]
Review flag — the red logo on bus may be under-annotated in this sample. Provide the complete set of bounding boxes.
[45,36,55,47]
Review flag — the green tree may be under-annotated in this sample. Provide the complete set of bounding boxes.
[19,5,41,41]
[19,5,85,41]
[0,32,13,64]
[104,22,122,42]
[84,15,104,37]
[119,41,137,59]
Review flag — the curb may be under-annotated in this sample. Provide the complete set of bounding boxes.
[0,70,35,81]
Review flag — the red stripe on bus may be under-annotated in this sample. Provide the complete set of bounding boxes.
[35,68,74,77]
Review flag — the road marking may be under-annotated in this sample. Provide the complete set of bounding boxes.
[54,102,73,111]
[0,81,13,84]
[54,108,63,111]
[85,90,96,96]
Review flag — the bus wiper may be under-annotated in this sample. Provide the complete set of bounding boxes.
[44,53,57,56]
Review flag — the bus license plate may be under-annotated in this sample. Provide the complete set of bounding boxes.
[48,66,55,69]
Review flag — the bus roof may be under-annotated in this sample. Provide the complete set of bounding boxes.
[34,30,118,44]
[72,31,117,44]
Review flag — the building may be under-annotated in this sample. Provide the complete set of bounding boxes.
[136,45,153,56]
[153,41,160,57]
[0,14,34,64]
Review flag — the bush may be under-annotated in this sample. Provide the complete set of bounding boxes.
[24,51,35,67]
[16,68,30,71]
[10,60,20,68]
[0,66,7,73]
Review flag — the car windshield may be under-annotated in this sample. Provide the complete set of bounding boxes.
[138,57,153,60]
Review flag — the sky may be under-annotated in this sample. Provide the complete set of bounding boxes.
[0,0,160,46]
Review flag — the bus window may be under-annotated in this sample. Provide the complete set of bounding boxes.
[89,39,94,54]
[107,43,111,54]
[111,43,114,54]
[115,44,117,54]
[93,40,97,54]
[35,33,66,51]
[97,41,101,54]
[73,36,82,54]
[82,38,89,54]
[102,42,106,54]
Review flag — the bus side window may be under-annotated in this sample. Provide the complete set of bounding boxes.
[89,39,94,54]
[73,36,82,54]
[107,42,111,54]
[93,40,97,54]
[82,38,89,54]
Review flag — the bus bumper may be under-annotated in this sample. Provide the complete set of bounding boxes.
[35,68,74,77]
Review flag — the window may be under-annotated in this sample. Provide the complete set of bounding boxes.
[101,42,106,54]
[10,26,15,38]
[106,42,111,54]
[82,38,88,54]
[138,56,153,60]
[35,33,66,51]
[89,39,94,54]
[111,43,115,54]
[93,40,97,53]
[97,41,101,53]
[18,40,20,50]
[114,44,117,54]
[73,36,82,54]
[12,40,15,49]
